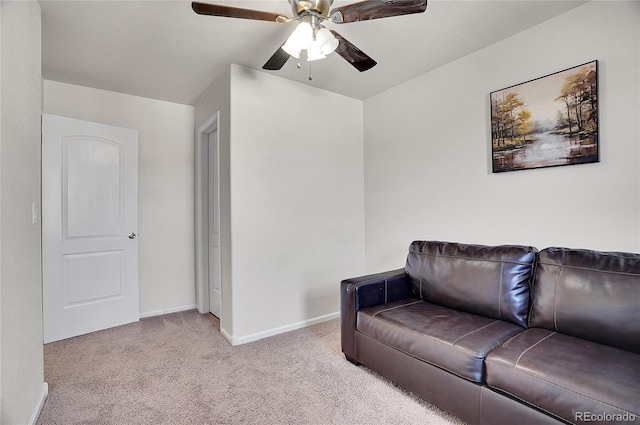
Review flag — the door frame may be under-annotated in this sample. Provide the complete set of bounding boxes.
[195,112,221,316]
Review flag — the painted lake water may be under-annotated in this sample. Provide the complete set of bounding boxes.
[493,131,597,172]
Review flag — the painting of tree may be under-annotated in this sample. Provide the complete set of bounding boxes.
[490,61,598,173]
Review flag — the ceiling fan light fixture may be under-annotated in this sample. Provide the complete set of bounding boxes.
[284,24,338,62]
[282,21,313,55]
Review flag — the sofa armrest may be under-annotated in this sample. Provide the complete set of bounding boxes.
[340,268,412,362]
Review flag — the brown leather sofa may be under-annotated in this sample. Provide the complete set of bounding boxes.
[340,241,640,425]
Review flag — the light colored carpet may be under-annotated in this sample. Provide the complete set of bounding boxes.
[37,310,465,425]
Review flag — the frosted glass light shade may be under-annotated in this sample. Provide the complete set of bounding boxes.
[315,28,339,55]
[282,21,313,58]
[281,23,339,62]
[281,44,301,58]
[306,42,326,61]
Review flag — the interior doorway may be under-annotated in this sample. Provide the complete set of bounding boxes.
[195,113,221,318]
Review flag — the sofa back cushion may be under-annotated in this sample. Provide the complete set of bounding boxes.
[405,241,537,328]
[530,247,640,354]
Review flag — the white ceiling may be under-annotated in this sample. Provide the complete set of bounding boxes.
[40,0,587,106]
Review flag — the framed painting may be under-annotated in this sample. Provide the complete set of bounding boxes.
[490,60,598,173]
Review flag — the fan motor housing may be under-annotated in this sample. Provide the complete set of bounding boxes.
[290,0,333,17]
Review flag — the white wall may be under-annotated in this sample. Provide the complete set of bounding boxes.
[228,65,365,341]
[363,1,640,272]
[0,1,47,423]
[43,80,196,316]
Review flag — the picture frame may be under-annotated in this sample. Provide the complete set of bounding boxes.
[490,60,598,173]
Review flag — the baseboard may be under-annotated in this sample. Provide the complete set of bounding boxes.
[220,327,233,345]
[227,311,340,346]
[28,382,48,425]
[139,304,196,319]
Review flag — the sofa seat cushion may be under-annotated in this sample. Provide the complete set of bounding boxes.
[485,328,640,422]
[357,298,525,383]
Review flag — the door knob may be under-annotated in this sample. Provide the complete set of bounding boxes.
[128,232,137,239]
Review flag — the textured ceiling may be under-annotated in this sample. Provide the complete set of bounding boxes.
[40,0,588,105]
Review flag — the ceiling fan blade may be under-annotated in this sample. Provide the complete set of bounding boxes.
[192,2,287,22]
[330,0,427,24]
[330,31,377,72]
[262,45,291,71]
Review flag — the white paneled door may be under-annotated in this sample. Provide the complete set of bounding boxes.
[42,114,139,343]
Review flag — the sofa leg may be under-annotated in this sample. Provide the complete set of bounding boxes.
[345,355,360,366]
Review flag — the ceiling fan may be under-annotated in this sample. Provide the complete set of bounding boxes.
[192,0,428,73]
